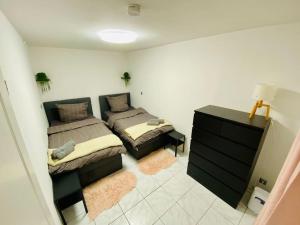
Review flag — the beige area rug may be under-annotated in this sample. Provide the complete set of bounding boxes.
[83,170,136,220]
[138,148,176,175]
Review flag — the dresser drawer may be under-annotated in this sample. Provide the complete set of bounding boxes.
[192,128,255,165]
[193,112,222,135]
[189,152,247,193]
[187,163,241,208]
[190,141,250,179]
[221,122,263,149]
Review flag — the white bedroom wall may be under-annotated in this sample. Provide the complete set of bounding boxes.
[0,11,60,225]
[127,22,300,191]
[29,47,128,119]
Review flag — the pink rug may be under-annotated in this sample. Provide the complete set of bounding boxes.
[83,170,136,220]
[138,149,176,175]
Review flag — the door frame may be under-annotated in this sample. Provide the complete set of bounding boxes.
[0,68,56,225]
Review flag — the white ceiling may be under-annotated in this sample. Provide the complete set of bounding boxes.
[1,0,300,52]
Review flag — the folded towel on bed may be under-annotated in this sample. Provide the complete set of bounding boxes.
[147,119,160,126]
[125,120,172,140]
[147,119,165,126]
[48,134,123,167]
[51,140,75,160]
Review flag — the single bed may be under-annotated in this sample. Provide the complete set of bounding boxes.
[99,93,174,159]
[44,97,126,187]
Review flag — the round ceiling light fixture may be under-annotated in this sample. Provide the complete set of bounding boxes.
[98,29,138,44]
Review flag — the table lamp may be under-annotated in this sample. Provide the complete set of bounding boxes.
[249,84,276,120]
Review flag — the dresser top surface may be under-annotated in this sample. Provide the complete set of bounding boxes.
[195,105,270,129]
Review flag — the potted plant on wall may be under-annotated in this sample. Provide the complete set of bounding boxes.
[35,72,51,92]
[121,72,131,86]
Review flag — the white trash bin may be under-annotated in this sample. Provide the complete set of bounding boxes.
[248,186,270,214]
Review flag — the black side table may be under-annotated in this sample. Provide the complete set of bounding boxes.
[52,172,88,225]
[167,130,185,157]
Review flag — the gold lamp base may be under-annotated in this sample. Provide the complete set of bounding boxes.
[249,100,270,120]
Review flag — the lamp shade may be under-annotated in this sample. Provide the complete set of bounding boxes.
[252,83,276,102]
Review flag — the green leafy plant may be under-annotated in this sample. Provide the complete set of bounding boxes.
[35,72,51,92]
[121,72,131,86]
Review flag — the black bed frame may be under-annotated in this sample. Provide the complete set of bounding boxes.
[98,93,169,159]
[43,97,123,187]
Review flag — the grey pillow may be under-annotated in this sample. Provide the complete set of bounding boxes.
[51,140,76,160]
[106,95,129,112]
[56,102,88,122]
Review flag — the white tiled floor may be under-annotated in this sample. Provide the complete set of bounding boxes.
[63,149,257,225]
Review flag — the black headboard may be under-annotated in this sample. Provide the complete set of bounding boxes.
[43,97,93,125]
[98,93,131,121]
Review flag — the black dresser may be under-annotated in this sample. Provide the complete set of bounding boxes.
[187,105,270,208]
